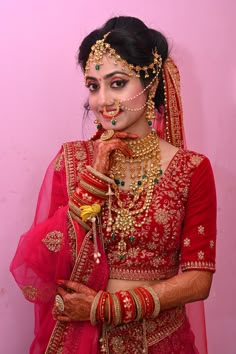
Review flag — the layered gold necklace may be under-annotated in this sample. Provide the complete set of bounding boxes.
[106,130,162,259]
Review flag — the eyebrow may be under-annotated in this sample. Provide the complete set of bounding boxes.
[85,71,130,81]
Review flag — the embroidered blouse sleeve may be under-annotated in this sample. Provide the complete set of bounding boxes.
[180,157,217,272]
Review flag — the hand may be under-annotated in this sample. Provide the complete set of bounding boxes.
[93,131,138,175]
[54,280,97,322]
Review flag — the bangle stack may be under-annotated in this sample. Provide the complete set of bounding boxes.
[90,286,160,326]
[69,167,113,218]
[68,166,115,264]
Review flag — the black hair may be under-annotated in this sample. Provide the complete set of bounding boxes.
[78,16,169,111]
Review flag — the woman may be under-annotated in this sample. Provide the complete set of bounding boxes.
[10,16,216,354]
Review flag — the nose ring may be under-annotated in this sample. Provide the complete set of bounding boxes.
[102,101,120,118]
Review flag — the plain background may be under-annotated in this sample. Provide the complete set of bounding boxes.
[0,0,235,353]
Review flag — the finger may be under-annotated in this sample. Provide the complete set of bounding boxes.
[114,132,138,139]
[56,314,71,323]
[109,140,133,157]
[57,287,69,298]
[60,280,92,294]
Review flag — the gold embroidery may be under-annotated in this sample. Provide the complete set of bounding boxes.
[102,307,186,351]
[190,154,203,166]
[75,149,87,161]
[103,150,215,281]
[45,230,96,353]
[198,251,204,260]
[210,240,215,248]
[183,238,190,247]
[153,209,169,224]
[42,231,63,252]
[63,141,94,197]
[54,152,64,171]
[67,214,77,261]
[198,225,205,235]
[182,260,215,271]
[21,285,38,301]
[109,265,179,281]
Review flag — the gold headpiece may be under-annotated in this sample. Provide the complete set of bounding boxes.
[85,32,162,78]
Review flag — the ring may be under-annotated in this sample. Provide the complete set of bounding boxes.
[100,129,115,141]
[55,294,65,311]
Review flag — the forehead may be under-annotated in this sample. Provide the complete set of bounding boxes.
[85,54,131,78]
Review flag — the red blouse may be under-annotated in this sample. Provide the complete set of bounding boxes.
[101,149,217,281]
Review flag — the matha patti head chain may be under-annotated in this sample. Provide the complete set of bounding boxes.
[85,32,163,127]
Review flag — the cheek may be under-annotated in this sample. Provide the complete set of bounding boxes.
[125,89,147,109]
[88,95,97,112]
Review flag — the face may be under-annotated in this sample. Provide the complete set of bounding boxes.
[85,55,151,136]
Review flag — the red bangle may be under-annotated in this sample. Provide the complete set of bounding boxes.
[116,290,136,323]
[80,170,108,192]
[74,185,104,205]
[96,291,108,323]
[135,287,154,318]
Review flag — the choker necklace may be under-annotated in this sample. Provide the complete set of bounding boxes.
[106,130,162,259]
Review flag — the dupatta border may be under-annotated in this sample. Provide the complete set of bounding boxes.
[45,141,98,353]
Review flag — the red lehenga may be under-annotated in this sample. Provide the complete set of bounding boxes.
[11,57,216,354]
[10,138,216,354]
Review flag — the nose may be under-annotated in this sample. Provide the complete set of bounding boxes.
[97,85,113,107]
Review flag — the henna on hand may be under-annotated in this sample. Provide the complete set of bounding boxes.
[92,132,138,175]
[54,281,97,322]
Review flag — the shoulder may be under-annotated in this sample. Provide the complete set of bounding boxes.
[178,149,210,167]
[160,138,211,176]
[177,150,215,194]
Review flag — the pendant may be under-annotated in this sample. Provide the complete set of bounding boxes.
[118,236,127,260]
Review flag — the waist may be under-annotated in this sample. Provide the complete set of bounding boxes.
[106,278,161,293]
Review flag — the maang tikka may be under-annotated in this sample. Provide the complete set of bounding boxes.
[84,32,162,79]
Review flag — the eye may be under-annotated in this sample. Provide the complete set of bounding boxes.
[86,82,99,92]
[111,79,128,89]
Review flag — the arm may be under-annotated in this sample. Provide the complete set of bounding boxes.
[152,270,212,311]
[153,155,217,311]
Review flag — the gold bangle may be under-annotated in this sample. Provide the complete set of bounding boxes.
[111,293,122,326]
[80,180,107,198]
[129,289,143,321]
[143,286,161,318]
[69,210,91,231]
[68,200,82,217]
[86,165,114,184]
[90,290,103,325]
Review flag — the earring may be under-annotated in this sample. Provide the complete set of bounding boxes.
[94,119,102,130]
[145,91,156,126]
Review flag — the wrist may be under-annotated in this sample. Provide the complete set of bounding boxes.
[90,286,160,326]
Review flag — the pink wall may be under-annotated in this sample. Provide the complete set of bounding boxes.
[0,1,235,353]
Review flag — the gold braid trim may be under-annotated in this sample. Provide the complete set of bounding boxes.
[162,58,184,148]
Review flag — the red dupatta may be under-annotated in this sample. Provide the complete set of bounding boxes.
[10,141,109,354]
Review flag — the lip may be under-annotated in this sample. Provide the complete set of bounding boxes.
[101,109,123,119]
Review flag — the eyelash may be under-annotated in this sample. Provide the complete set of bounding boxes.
[111,79,128,88]
[86,79,128,92]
